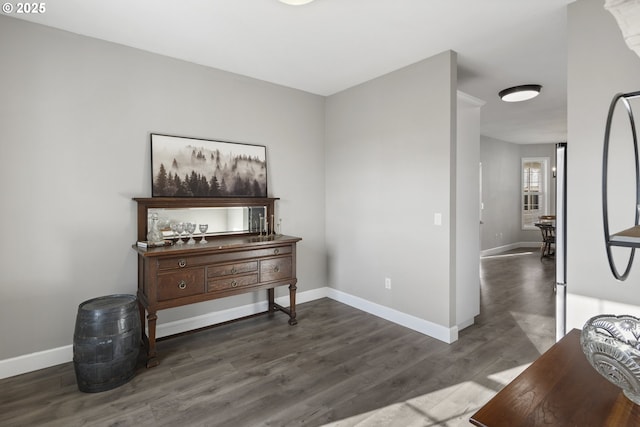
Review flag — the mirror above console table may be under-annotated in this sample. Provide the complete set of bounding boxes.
[132,196,301,368]
[134,197,280,242]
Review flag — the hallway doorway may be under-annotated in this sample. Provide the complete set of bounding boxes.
[478,248,556,353]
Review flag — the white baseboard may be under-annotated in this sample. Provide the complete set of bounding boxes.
[326,288,458,344]
[457,317,475,331]
[0,288,330,380]
[156,286,330,339]
[480,241,540,257]
[1,286,462,379]
[0,345,74,381]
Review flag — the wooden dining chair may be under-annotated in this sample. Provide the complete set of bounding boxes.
[535,223,556,259]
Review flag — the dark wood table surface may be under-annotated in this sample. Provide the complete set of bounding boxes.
[470,329,640,426]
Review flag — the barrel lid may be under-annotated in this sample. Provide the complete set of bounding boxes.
[79,294,137,312]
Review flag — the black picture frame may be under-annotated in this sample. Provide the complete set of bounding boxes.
[151,133,267,198]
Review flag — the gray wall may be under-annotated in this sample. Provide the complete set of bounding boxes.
[480,136,521,250]
[479,136,557,251]
[0,14,484,367]
[456,93,483,327]
[325,51,459,330]
[566,0,640,327]
[0,15,327,360]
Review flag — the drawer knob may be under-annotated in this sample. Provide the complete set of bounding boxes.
[178,280,187,290]
[274,266,280,273]
[178,259,187,268]
[231,280,238,288]
[231,267,237,274]
[274,249,280,255]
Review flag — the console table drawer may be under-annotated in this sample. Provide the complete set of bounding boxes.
[157,255,211,270]
[204,246,293,264]
[261,257,292,282]
[156,246,293,270]
[251,246,292,258]
[208,261,258,278]
[157,268,205,301]
[208,274,258,292]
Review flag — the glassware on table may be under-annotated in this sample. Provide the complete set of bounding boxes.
[199,224,208,244]
[185,222,197,244]
[147,212,164,243]
[174,222,185,244]
[170,222,176,239]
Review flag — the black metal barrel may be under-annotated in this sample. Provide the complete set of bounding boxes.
[73,294,141,393]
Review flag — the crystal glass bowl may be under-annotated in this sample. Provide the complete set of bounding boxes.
[581,314,640,405]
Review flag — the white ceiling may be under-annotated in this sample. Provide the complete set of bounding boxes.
[8,0,580,143]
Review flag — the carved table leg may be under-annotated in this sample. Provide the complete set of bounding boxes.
[268,288,275,314]
[146,311,159,368]
[137,300,146,344]
[288,282,298,325]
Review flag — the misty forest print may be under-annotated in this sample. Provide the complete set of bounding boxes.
[151,134,267,197]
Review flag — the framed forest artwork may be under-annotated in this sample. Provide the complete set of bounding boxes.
[151,134,268,198]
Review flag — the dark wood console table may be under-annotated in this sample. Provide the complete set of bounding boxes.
[470,329,640,426]
[133,197,301,367]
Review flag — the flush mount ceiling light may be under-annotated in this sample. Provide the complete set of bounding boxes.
[279,0,315,5]
[499,84,542,102]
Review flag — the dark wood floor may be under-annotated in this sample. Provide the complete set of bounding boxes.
[0,248,555,426]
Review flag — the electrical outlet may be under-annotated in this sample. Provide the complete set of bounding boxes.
[385,277,391,289]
